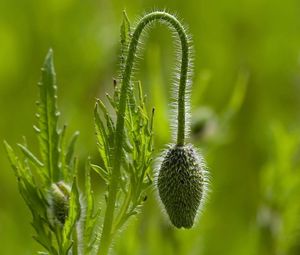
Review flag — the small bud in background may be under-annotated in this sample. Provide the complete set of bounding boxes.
[49,181,71,225]
[157,144,207,228]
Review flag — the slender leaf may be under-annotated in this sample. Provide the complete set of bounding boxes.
[66,131,80,167]
[36,49,61,183]
[18,143,44,168]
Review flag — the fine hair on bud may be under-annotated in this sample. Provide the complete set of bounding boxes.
[157,144,207,229]
[49,181,71,225]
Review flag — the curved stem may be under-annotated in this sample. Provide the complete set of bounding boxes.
[98,11,190,255]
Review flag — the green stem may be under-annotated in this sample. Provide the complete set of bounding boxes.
[98,11,190,255]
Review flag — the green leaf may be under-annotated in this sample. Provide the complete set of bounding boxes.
[229,71,248,112]
[36,49,61,183]
[62,177,81,252]
[82,162,100,254]
[17,143,44,168]
[120,10,131,72]
[94,101,110,171]
[121,10,131,45]
[5,50,84,254]
[106,93,118,109]
[90,163,109,183]
[4,142,48,221]
[66,131,80,167]
[4,140,21,177]
[4,142,52,248]
[97,99,115,139]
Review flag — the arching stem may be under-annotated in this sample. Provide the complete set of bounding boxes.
[98,11,190,255]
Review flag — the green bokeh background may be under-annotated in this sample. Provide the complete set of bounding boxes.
[1,0,300,254]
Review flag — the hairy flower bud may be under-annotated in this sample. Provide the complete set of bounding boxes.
[50,181,71,225]
[157,144,207,228]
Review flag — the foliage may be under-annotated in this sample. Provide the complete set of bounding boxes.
[93,80,154,228]
[257,123,300,255]
[4,50,98,254]
[91,15,154,234]
[2,2,300,255]
[4,9,158,254]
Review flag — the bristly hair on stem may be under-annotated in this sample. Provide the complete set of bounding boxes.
[97,10,195,255]
[4,9,203,255]
[119,10,193,146]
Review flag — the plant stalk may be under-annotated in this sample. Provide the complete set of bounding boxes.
[98,11,190,255]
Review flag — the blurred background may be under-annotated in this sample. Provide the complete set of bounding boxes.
[1,0,300,254]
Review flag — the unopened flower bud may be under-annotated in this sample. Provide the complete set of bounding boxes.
[157,144,207,228]
[50,181,71,225]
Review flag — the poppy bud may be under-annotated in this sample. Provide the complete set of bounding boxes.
[50,181,71,225]
[157,144,207,228]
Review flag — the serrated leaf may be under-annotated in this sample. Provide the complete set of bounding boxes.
[21,176,46,215]
[94,101,110,170]
[37,49,61,183]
